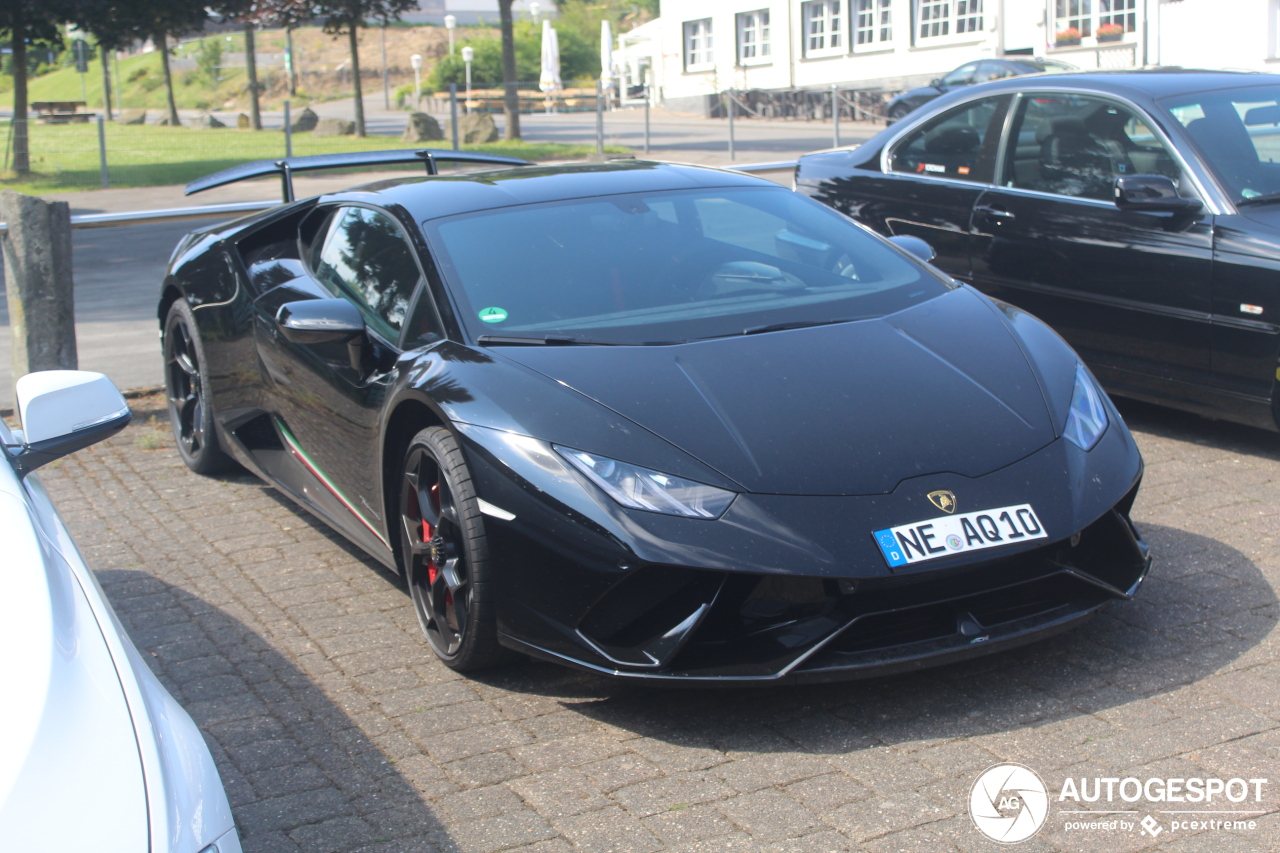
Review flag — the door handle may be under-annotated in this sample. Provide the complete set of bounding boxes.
[975,205,1016,222]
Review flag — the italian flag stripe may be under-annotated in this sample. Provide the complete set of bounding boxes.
[277,420,391,550]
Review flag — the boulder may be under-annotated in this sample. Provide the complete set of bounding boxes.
[313,117,355,137]
[236,112,251,129]
[290,107,319,132]
[117,108,146,125]
[401,112,444,143]
[447,112,498,144]
[190,113,227,129]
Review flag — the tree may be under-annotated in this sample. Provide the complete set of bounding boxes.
[314,0,416,137]
[215,1,315,131]
[74,0,209,127]
[497,0,519,140]
[1,0,79,175]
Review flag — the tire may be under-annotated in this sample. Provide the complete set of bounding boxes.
[888,103,912,123]
[163,300,235,475]
[397,426,509,671]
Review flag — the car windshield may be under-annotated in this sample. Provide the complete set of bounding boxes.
[1160,84,1280,204]
[423,186,947,345]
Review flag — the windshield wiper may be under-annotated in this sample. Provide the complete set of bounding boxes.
[1237,191,1280,207]
[698,317,863,341]
[477,334,638,346]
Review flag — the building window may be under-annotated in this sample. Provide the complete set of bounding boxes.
[737,10,771,64]
[918,0,983,41]
[684,18,713,71]
[1100,0,1137,32]
[855,0,892,47]
[804,1,844,57]
[1055,0,1094,38]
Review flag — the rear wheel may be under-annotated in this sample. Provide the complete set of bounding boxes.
[398,426,508,671]
[163,300,235,475]
[888,103,912,123]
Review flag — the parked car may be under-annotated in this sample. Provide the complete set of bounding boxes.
[885,58,1076,121]
[159,153,1150,685]
[0,370,241,853]
[798,70,1280,434]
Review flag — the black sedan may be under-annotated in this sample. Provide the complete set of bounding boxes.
[159,154,1149,684]
[885,58,1075,122]
[799,70,1280,435]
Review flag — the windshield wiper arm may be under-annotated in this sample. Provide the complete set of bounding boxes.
[699,317,863,340]
[477,334,637,346]
[1238,191,1280,207]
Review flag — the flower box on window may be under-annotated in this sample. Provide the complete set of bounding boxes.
[1097,23,1124,43]
[1055,27,1082,47]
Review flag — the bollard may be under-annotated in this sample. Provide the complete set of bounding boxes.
[727,89,735,161]
[97,115,109,188]
[1,190,77,398]
[595,80,605,155]
[284,100,293,158]
[832,85,840,149]
[449,83,460,150]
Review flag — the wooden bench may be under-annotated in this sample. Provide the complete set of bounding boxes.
[32,101,97,124]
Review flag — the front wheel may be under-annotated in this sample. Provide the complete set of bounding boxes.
[163,300,235,475]
[398,426,509,671]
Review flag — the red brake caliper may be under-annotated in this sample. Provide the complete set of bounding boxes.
[425,483,441,588]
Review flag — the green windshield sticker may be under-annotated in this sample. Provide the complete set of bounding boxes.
[479,307,508,323]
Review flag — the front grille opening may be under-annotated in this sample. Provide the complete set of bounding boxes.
[578,565,722,650]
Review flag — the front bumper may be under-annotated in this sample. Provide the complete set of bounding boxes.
[457,414,1147,685]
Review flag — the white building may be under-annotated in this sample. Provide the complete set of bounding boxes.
[625,1,1277,114]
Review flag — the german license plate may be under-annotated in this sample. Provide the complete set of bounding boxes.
[873,504,1047,568]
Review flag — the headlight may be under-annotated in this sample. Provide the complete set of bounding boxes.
[1063,364,1109,451]
[554,446,736,519]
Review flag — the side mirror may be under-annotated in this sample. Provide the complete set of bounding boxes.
[11,371,130,476]
[888,234,937,263]
[277,298,368,371]
[1113,175,1203,215]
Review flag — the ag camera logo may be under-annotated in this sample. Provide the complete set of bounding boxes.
[969,763,1050,843]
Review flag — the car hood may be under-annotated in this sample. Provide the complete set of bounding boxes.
[497,287,1057,495]
[0,488,149,850]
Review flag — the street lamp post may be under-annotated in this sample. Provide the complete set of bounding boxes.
[462,46,474,115]
[445,15,457,55]
[411,54,423,110]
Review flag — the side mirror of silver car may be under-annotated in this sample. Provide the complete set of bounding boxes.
[8,371,131,476]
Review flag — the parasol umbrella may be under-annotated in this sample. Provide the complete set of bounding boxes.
[539,19,562,113]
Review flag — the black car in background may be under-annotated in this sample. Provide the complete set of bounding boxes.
[885,58,1076,121]
[797,70,1280,433]
[157,156,1149,684]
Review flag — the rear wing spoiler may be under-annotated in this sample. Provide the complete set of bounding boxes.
[185,148,533,202]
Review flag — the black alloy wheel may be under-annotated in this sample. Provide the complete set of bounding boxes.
[398,426,507,670]
[163,300,234,475]
[888,102,912,123]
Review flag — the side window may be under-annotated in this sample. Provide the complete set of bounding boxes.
[313,207,424,342]
[890,95,1010,183]
[1004,95,1183,202]
[941,63,979,87]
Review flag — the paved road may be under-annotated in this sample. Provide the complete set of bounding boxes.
[35,395,1280,853]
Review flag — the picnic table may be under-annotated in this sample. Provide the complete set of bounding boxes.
[32,101,97,124]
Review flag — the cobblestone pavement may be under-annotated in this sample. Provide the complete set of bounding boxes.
[34,396,1280,853]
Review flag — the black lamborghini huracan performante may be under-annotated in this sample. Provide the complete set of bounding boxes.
[159,152,1151,684]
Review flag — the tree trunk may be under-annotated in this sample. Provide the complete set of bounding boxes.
[100,44,113,120]
[348,25,365,137]
[11,8,29,174]
[498,0,521,139]
[157,32,180,127]
[244,22,261,130]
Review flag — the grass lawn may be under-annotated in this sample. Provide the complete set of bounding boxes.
[0,121,631,194]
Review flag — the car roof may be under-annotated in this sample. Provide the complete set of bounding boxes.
[328,160,778,221]
[970,68,1280,100]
